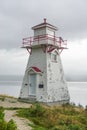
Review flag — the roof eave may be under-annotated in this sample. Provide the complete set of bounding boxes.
[32,23,58,31]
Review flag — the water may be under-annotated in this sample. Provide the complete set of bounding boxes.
[0,75,22,97]
[68,82,87,107]
[0,80,22,97]
[0,76,87,107]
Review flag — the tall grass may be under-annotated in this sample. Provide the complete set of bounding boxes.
[17,103,87,130]
[0,107,17,130]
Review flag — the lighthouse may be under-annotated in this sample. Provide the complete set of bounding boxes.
[19,19,70,104]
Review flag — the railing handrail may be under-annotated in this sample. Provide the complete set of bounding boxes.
[22,34,67,48]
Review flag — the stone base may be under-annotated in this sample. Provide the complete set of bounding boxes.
[18,96,36,103]
[43,100,70,106]
[18,97,70,106]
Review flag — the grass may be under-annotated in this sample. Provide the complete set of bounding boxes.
[17,103,87,130]
[0,107,17,130]
[0,94,17,99]
[0,94,17,104]
[1,95,87,130]
[0,97,5,101]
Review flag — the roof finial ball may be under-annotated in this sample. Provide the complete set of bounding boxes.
[44,18,47,23]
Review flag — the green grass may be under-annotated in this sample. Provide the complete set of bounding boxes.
[0,107,17,130]
[17,103,87,130]
[0,97,5,101]
[0,94,17,99]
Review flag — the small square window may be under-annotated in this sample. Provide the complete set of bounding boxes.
[51,53,57,62]
[39,84,44,88]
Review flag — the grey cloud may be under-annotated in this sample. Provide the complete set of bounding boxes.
[0,0,87,49]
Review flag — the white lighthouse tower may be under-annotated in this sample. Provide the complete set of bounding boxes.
[19,19,70,104]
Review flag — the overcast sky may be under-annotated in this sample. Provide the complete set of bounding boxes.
[0,0,87,79]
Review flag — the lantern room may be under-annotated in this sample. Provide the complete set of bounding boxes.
[22,19,67,54]
[32,18,57,37]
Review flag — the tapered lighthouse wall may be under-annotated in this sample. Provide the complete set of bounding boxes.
[20,48,48,101]
[46,51,69,103]
[20,48,70,103]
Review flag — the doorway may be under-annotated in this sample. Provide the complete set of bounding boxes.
[29,74,36,95]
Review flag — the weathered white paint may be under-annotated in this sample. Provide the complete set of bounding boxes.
[19,20,70,104]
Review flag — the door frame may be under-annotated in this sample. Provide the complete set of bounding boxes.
[29,73,37,96]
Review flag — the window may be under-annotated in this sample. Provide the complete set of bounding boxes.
[47,29,54,36]
[51,53,57,62]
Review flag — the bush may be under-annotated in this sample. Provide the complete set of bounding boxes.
[18,103,46,118]
[17,103,87,130]
[0,107,17,130]
[0,107,4,120]
[29,103,46,117]
[78,104,83,108]
[68,124,81,130]
[7,119,17,130]
[85,105,87,111]
[0,97,5,101]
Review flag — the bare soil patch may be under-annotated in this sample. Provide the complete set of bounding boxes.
[0,96,32,130]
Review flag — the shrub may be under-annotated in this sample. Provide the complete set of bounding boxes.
[85,105,87,111]
[17,103,87,130]
[0,97,5,101]
[0,107,4,120]
[68,124,81,130]
[0,107,17,130]
[18,103,46,118]
[29,103,46,117]
[7,119,17,130]
[78,104,83,108]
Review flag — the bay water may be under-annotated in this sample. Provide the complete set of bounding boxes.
[0,75,87,107]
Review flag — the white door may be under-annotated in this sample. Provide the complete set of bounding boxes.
[29,74,36,95]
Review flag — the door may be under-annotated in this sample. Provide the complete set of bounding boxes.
[29,74,36,95]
